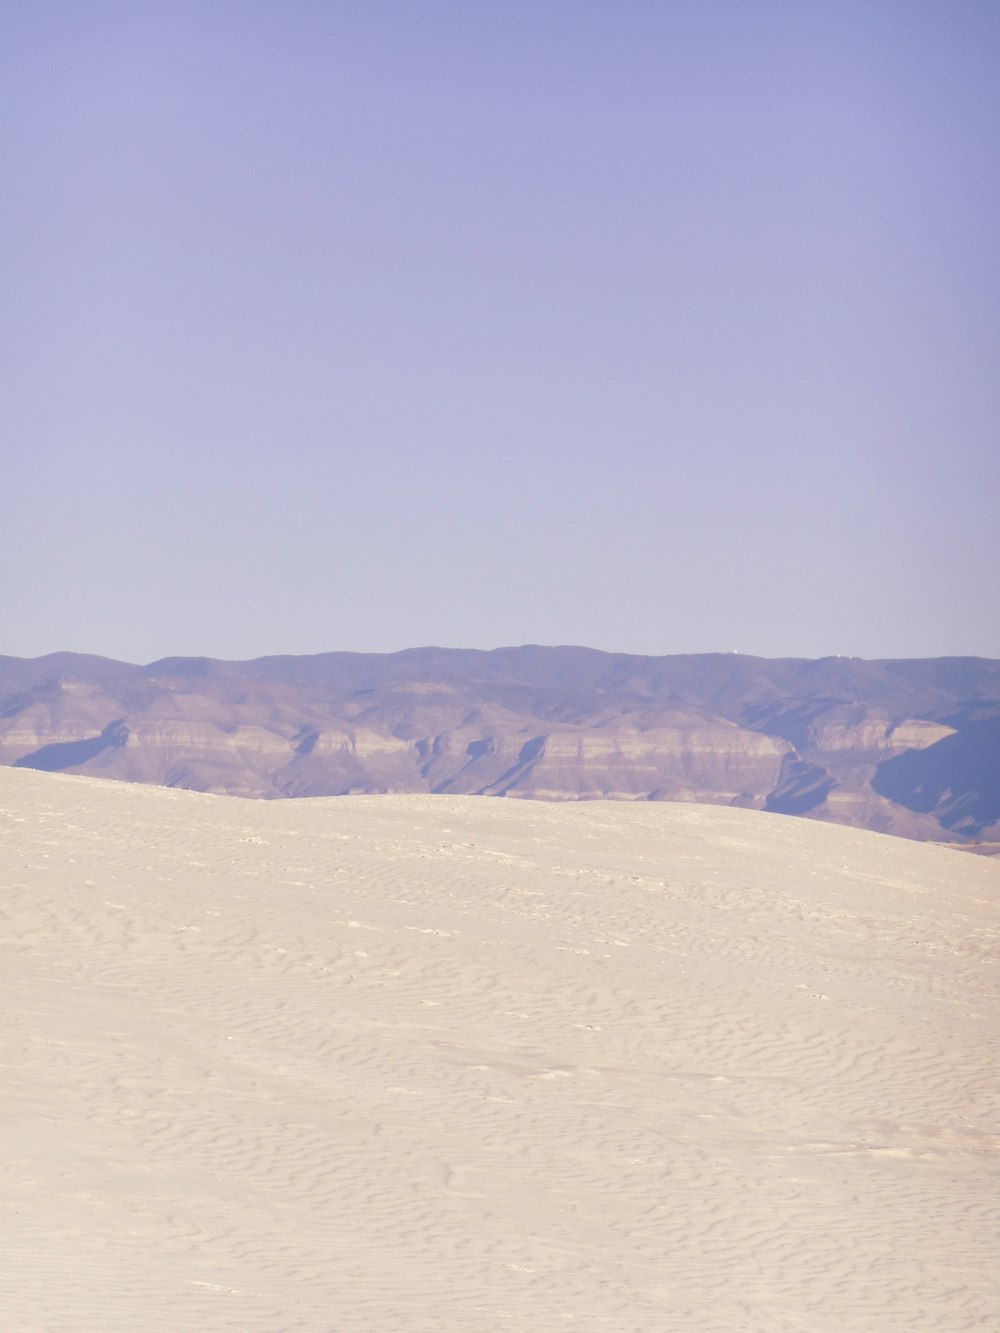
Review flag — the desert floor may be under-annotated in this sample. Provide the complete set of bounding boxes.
[2,767,998,1331]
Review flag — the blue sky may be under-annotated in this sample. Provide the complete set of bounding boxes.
[3,1,998,663]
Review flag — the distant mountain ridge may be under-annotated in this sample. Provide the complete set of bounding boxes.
[1,647,998,849]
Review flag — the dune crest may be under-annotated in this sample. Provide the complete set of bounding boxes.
[3,767,998,1331]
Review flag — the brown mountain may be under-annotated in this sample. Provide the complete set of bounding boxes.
[1,647,998,849]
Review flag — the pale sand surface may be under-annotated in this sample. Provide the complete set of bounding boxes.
[2,768,998,1332]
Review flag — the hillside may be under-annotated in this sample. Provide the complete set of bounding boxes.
[1,647,998,848]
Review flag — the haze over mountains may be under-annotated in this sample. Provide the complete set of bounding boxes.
[3,645,997,853]
[1,647,998,850]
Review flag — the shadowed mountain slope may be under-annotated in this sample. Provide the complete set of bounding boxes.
[1,647,998,848]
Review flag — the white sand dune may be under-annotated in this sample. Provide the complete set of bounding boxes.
[2,768,998,1332]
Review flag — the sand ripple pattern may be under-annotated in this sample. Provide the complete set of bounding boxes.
[2,770,999,1331]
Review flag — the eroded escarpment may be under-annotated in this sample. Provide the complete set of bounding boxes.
[1,647,997,847]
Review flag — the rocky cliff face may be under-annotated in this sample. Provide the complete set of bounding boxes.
[1,648,998,849]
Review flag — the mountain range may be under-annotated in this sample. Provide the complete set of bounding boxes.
[2,646,998,850]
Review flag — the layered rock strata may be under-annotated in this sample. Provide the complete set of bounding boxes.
[1,648,997,848]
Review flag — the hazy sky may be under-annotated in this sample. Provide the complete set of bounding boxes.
[3,1,998,663]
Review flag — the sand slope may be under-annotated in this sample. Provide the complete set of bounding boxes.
[2,768,998,1331]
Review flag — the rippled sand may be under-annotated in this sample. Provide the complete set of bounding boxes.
[3,767,998,1331]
